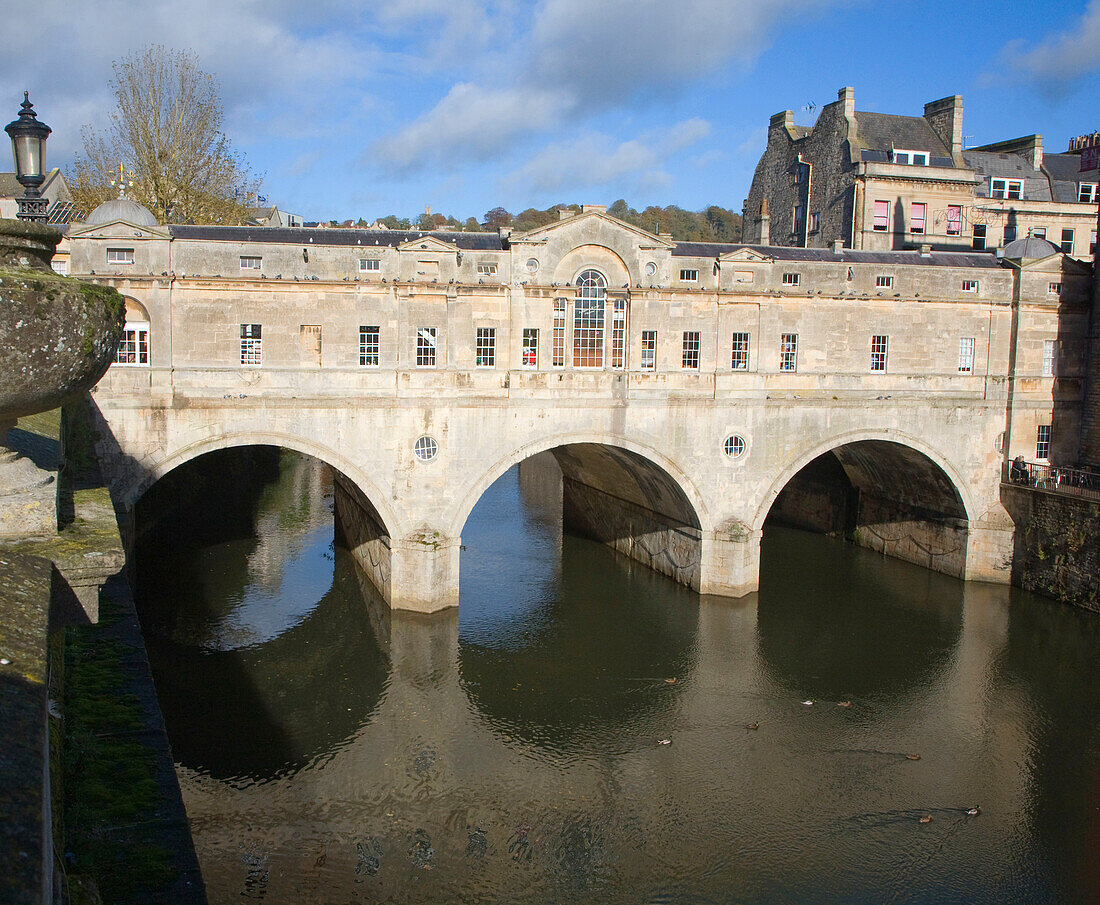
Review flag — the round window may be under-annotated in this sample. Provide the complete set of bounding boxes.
[525,258,540,274]
[724,435,746,459]
[413,436,438,462]
[644,261,657,277]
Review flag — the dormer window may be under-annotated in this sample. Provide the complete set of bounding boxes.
[990,178,1023,200]
[892,150,929,166]
[1079,183,1098,203]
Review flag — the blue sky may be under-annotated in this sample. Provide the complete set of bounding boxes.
[2,0,1099,223]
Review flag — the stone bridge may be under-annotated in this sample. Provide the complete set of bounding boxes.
[71,204,1090,611]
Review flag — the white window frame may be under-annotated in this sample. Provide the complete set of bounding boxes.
[1048,282,1062,294]
[359,325,379,367]
[359,258,380,273]
[892,149,929,166]
[781,272,800,286]
[1042,339,1055,378]
[780,333,798,372]
[958,337,975,373]
[679,268,699,283]
[870,334,888,372]
[240,323,262,366]
[477,262,498,277]
[809,211,820,232]
[51,258,69,275]
[946,206,962,236]
[1060,228,1074,254]
[972,224,987,250]
[731,332,749,371]
[611,298,627,369]
[115,321,149,366]
[875,275,893,288]
[961,280,979,292]
[1036,424,1051,460]
[240,255,262,270]
[640,330,657,372]
[107,247,134,265]
[682,331,700,370]
[522,328,538,369]
[552,298,566,368]
[1079,183,1098,203]
[573,270,606,368]
[416,327,437,368]
[475,327,496,367]
[910,202,927,234]
[990,178,1023,200]
[873,200,889,231]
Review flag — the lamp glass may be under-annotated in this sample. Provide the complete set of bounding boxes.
[11,134,43,180]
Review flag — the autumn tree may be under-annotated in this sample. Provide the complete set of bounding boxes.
[69,47,261,224]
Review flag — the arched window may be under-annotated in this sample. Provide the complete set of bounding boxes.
[115,297,150,366]
[573,269,605,368]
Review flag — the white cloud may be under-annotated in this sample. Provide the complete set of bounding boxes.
[367,0,836,172]
[500,119,710,195]
[994,0,1100,89]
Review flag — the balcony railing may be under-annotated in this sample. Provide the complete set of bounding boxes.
[1002,459,1100,502]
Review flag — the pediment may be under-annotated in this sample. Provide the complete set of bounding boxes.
[68,220,170,240]
[718,247,774,264]
[397,235,459,254]
[511,211,675,249]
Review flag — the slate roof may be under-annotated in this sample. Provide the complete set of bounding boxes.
[853,111,953,159]
[168,226,506,250]
[1043,151,1099,203]
[673,242,1003,269]
[963,150,1051,201]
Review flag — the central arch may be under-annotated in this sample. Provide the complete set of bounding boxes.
[451,433,708,591]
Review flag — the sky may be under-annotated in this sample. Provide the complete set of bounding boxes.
[2,0,1099,224]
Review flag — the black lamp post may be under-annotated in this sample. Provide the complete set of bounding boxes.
[5,92,51,223]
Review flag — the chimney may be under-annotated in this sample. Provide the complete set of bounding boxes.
[923,95,964,164]
[558,209,575,221]
[832,238,844,254]
[757,199,770,246]
[581,204,606,214]
[837,86,855,120]
[1020,134,1043,170]
[769,110,794,133]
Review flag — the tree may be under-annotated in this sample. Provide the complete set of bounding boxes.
[483,207,512,230]
[69,47,261,224]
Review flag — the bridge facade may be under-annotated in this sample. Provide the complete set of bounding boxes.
[69,205,1091,611]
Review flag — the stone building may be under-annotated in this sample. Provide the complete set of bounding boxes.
[743,88,1099,259]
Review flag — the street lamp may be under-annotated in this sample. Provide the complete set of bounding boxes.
[5,92,51,223]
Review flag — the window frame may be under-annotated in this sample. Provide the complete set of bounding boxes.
[946,206,962,236]
[640,330,657,372]
[476,262,498,277]
[522,328,538,369]
[240,255,262,271]
[972,224,987,250]
[1079,183,1098,203]
[1060,228,1074,254]
[679,268,699,283]
[875,275,894,289]
[990,178,1023,200]
[416,326,437,368]
[957,337,975,373]
[107,247,134,265]
[475,327,496,368]
[359,258,381,273]
[359,325,380,367]
[682,331,700,370]
[240,323,262,366]
[910,202,927,234]
[1042,339,1056,378]
[870,334,888,372]
[961,279,979,293]
[1036,424,1052,460]
[781,272,800,287]
[779,333,798,372]
[731,332,749,371]
[573,270,606,368]
[114,321,150,366]
[873,200,889,231]
[552,298,567,368]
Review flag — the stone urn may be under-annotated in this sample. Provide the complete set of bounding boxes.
[0,218,124,536]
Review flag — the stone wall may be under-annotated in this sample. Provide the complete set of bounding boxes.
[562,476,701,589]
[333,472,391,600]
[1002,484,1100,613]
[1079,206,1100,467]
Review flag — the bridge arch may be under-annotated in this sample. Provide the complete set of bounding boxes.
[754,428,975,580]
[451,432,709,591]
[450,431,709,539]
[122,429,399,537]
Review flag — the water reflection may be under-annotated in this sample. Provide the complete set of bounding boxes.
[133,453,1100,904]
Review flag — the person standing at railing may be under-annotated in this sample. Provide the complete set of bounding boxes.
[1011,456,1029,485]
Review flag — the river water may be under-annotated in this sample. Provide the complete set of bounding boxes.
[134,451,1100,905]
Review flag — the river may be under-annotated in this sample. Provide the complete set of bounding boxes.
[133,450,1100,904]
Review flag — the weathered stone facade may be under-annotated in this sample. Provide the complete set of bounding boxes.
[67,205,1093,611]
[744,87,1099,258]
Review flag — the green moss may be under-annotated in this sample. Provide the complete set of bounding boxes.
[62,611,176,902]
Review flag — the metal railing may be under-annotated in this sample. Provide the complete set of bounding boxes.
[1002,459,1100,502]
